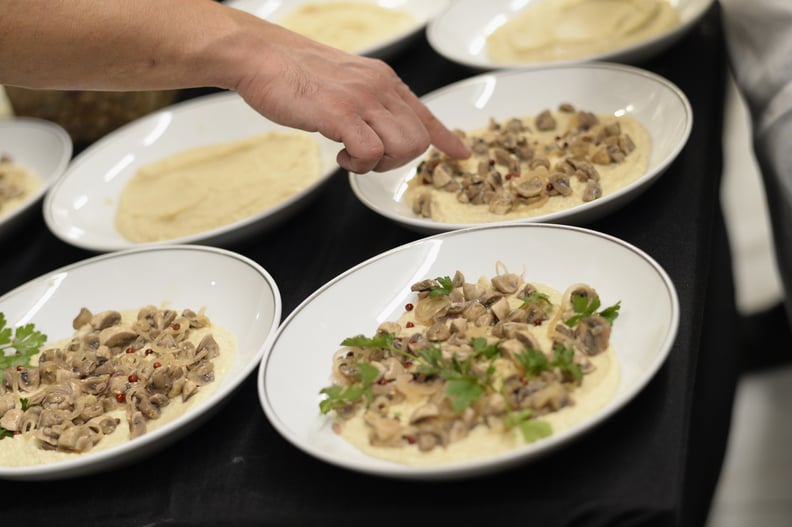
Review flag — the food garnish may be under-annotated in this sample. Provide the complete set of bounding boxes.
[0,312,47,378]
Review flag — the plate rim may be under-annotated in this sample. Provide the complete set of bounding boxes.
[257,222,680,479]
[0,243,282,480]
[349,62,693,234]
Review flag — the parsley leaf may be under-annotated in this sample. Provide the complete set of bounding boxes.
[516,348,549,377]
[471,337,500,360]
[428,276,454,298]
[551,345,583,384]
[341,334,394,350]
[503,409,553,443]
[0,427,13,440]
[521,291,551,308]
[0,313,47,380]
[415,346,444,376]
[415,343,495,412]
[445,378,485,412]
[565,294,621,327]
[318,362,379,414]
[598,301,621,324]
[440,355,487,412]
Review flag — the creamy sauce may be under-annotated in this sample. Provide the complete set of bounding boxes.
[487,0,679,64]
[0,308,236,467]
[334,279,620,465]
[406,110,650,224]
[278,2,416,53]
[115,131,323,243]
[0,156,40,217]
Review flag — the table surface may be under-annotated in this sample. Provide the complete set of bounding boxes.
[0,5,739,527]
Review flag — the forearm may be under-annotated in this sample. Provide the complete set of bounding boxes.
[0,0,470,173]
[0,0,268,91]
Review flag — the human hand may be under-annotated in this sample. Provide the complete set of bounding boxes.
[232,23,471,173]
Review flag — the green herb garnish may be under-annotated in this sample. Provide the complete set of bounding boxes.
[551,345,583,384]
[504,409,553,443]
[319,362,379,414]
[341,333,395,350]
[0,313,47,380]
[515,348,549,377]
[521,291,551,308]
[415,342,498,412]
[428,276,454,298]
[565,294,621,327]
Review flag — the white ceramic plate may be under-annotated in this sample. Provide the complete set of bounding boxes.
[226,0,450,59]
[427,0,714,70]
[0,245,281,481]
[259,223,679,479]
[0,118,72,240]
[350,63,692,234]
[43,91,342,252]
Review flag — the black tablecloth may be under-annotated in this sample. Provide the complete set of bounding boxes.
[1,5,737,527]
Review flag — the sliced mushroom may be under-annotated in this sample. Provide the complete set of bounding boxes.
[582,180,602,202]
[195,334,220,359]
[409,403,440,425]
[128,411,147,439]
[72,307,93,330]
[90,310,122,330]
[574,315,612,356]
[99,326,138,348]
[0,408,23,431]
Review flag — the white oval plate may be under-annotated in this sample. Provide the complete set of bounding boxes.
[259,223,679,479]
[0,245,281,481]
[427,0,714,71]
[226,0,450,59]
[350,63,692,234]
[43,91,342,252]
[0,118,72,240]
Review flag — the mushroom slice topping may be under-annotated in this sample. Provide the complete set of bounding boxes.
[128,411,147,439]
[72,307,93,330]
[0,408,23,431]
[90,310,122,330]
[491,273,521,294]
[582,181,603,202]
[409,403,440,425]
[195,334,220,359]
[99,326,138,348]
[574,315,612,356]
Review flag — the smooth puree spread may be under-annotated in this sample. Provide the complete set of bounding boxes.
[0,306,235,466]
[319,268,621,465]
[0,154,40,217]
[115,131,322,243]
[406,103,650,224]
[487,0,679,64]
[278,2,416,53]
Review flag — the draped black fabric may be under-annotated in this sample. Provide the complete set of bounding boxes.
[0,4,737,526]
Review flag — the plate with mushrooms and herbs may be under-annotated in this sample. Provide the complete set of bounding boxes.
[0,245,280,480]
[426,0,714,71]
[349,63,692,234]
[258,223,679,479]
